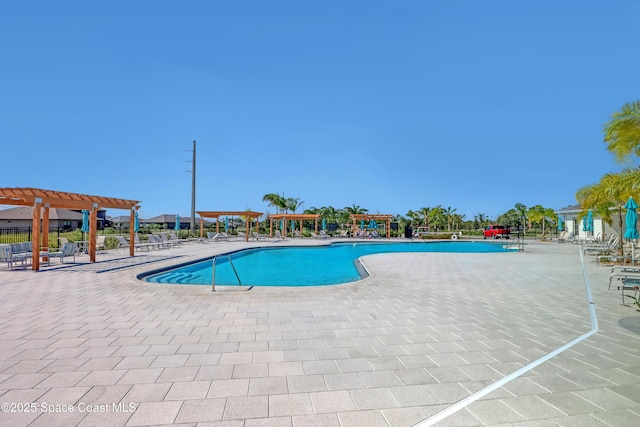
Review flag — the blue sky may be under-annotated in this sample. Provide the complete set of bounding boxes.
[2,1,639,221]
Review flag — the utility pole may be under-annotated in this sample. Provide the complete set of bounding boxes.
[191,140,196,234]
[186,140,196,234]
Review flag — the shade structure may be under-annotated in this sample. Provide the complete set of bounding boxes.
[81,210,90,233]
[174,214,181,231]
[134,210,140,233]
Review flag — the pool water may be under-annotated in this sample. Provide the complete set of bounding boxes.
[145,241,511,287]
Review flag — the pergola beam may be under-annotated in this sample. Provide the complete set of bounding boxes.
[197,210,264,242]
[0,187,141,270]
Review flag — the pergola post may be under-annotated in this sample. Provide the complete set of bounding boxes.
[32,198,42,270]
[42,204,50,262]
[129,208,136,257]
[269,219,273,238]
[89,204,98,263]
[200,215,205,238]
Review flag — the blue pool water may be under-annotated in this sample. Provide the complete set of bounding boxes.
[144,241,511,287]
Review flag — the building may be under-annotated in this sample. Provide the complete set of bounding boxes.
[555,204,619,240]
[0,207,107,230]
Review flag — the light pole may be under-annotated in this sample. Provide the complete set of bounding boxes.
[186,140,196,234]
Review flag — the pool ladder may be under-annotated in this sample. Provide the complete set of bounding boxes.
[211,255,243,292]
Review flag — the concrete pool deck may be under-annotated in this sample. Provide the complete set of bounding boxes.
[0,239,639,426]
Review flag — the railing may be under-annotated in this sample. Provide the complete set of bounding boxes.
[0,227,63,246]
[211,255,243,291]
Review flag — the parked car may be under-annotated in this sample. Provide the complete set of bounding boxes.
[483,225,511,239]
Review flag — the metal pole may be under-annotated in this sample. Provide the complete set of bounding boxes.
[191,140,196,234]
[211,256,216,292]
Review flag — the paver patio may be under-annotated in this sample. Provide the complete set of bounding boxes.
[0,239,639,426]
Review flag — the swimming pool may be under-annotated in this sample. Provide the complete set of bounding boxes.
[143,241,513,287]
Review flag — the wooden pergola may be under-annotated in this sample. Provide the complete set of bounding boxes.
[350,214,394,238]
[0,187,141,270]
[197,210,263,242]
[268,213,321,237]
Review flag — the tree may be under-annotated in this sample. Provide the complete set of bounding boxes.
[576,169,640,252]
[428,206,446,232]
[474,213,488,230]
[604,101,640,163]
[285,197,303,213]
[344,204,368,215]
[418,207,431,229]
[444,206,456,231]
[262,193,286,213]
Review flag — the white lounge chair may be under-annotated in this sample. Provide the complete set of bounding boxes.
[48,242,77,264]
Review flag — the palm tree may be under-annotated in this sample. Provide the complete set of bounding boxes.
[418,207,430,229]
[576,168,640,253]
[344,204,368,215]
[444,206,456,231]
[428,206,446,233]
[285,197,303,213]
[405,210,421,227]
[604,101,640,163]
[474,213,488,230]
[262,193,286,213]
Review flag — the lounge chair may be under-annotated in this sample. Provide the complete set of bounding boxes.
[273,230,285,240]
[583,235,619,256]
[148,234,170,249]
[311,232,331,240]
[609,266,640,290]
[619,277,640,304]
[133,235,156,251]
[113,236,131,251]
[252,232,267,241]
[0,244,29,270]
[48,242,77,264]
[96,235,107,252]
[207,232,229,242]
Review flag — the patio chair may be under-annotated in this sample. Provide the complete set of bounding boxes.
[114,236,130,251]
[148,234,170,249]
[133,235,156,251]
[273,230,285,240]
[583,235,619,256]
[619,277,640,304]
[0,244,29,270]
[96,235,107,252]
[253,232,267,241]
[48,242,77,264]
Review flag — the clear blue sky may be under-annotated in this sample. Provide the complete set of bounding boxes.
[2,1,638,221]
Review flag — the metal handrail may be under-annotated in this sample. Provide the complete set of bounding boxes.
[212,255,243,292]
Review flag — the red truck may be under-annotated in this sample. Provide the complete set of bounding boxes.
[483,225,511,239]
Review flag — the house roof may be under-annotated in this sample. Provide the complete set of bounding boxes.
[142,214,188,223]
[555,204,581,214]
[0,206,83,221]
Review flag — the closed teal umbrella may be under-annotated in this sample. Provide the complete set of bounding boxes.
[582,216,588,232]
[557,216,564,231]
[225,216,229,231]
[175,214,181,231]
[587,210,594,234]
[322,218,327,231]
[368,220,378,229]
[624,197,639,239]
[81,210,89,233]
[134,211,139,233]
[625,197,639,264]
